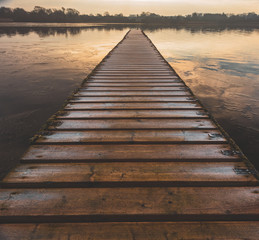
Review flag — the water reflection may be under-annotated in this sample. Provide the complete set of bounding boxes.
[0,25,258,178]
[147,28,259,169]
[0,23,258,38]
[0,25,132,38]
[0,26,130,178]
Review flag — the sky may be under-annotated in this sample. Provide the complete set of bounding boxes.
[0,0,259,16]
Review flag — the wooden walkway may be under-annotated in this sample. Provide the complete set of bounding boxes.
[0,30,259,239]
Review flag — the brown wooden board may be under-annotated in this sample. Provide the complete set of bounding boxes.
[85,80,180,83]
[51,119,217,130]
[97,67,170,70]
[65,102,202,110]
[81,87,186,91]
[2,162,257,188]
[0,187,258,222]
[57,110,208,119]
[70,96,195,103]
[84,82,184,86]
[94,64,174,67]
[94,74,175,76]
[96,70,174,73]
[74,91,191,96]
[90,77,179,80]
[36,130,226,144]
[22,144,240,162]
[1,222,259,240]
[99,64,172,66]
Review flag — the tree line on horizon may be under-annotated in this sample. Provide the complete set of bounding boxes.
[0,6,259,24]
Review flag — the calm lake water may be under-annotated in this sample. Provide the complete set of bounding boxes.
[0,24,259,178]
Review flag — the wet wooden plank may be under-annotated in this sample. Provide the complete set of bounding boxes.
[102,58,165,60]
[99,68,172,70]
[0,187,258,222]
[65,102,202,110]
[22,144,240,162]
[51,119,217,130]
[99,63,171,66]
[100,64,169,67]
[1,222,259,240]
[2,162,257,188]
[87,77,183,84]
[96,70,174,73]
[94,73,175,76]
[36,130,226,144]
[86,79,180,83]
[102,63,168,65]
[57,110,208,119]
[74,91,191,96]
[84,82,184,86]
[70,96,195,103]
[103,62,167,65]
[90,77,179,80]
[81,87,186,91]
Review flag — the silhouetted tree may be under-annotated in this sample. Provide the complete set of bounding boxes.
[0,6,259,25]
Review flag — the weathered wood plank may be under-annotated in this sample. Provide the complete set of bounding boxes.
[81,87,186,91]
[90,77,178,80]
[57,110,208,119]
[0,187,258,222]
[1,222,259,240]
[75,91,191,96]
[97,67,168,69]
[86,79,180,83]
[97,70,173,72]
[84,82,184,86]
[99,64,172,67]
[65,102,202,110]
[2,162,257,188]
[70,96,195,103]
[94,73,175,76]
[99,65,170,67]
[103,62,166,65]
[22,144,240,162]
[51,119,217,130]
[36,130,226,144]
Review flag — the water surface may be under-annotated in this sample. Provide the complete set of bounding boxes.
[147,28,259,169]
[0,24,258,178]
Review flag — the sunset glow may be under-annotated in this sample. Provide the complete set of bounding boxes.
[1,0,259,15]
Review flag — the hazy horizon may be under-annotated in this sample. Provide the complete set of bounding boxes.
[0,0,259,16]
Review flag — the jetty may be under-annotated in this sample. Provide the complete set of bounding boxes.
[0,29,258,239]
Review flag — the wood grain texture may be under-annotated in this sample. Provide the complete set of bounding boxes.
[85,79,180,83]
[83,82,184,86]
[57,110,208,119]
[1,222,259,240]
[74,90,191,96]
[81,87,186,91]
[70,96,196,103]
[0,187,258,222]
[22,144,240,162]
[65,102,202,110]
[51,119,216,130]
[2,162,257,188]
[36,130,226,144]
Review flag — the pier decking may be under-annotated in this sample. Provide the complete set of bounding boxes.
[0,30,258,239]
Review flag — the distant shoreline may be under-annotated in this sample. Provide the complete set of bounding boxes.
[1,6,259,27]
[0,21,258,28]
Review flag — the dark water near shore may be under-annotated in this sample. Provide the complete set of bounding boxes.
[0,23,258,178]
